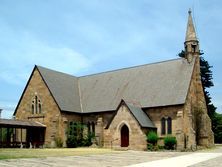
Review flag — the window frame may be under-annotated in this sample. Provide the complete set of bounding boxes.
[161,117,166,135]
[167,117,172,134]
[31,95,42,114]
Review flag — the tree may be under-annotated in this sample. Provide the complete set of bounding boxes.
[212,112,222,143]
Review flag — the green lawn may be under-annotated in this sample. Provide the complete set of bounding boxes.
[0,148,115,160]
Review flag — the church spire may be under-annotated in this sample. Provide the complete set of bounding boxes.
[184,9,199,63]
[185,9,198,42]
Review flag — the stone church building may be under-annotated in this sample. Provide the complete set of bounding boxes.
[13,11,214,150]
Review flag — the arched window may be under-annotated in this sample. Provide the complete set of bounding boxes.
[69,122,75,135]
[35,96,38,114]
[87,122,91,136]
[167,117,172,134]
[92,122,95,134]
[31,95,42,114]
[73,122,77,136]
[31,101,35,114]
[191,44,196,53]
[38,100,42,114]
[161,117,166,135]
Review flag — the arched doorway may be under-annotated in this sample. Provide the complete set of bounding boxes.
[121,124,129,147]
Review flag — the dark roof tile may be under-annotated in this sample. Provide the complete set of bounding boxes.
[124,101,156,128]
[36,58,194,113]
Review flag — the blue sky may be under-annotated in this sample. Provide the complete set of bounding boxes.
[0,0,221,118]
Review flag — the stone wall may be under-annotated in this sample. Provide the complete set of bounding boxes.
[15,54,213,150]
[145,105,183,137]
[82,112,114,147]
[104,105,147,150]
[15,68,63,147]
[144,105,183,147]
[183,56,214,149]
[60,112,81,147]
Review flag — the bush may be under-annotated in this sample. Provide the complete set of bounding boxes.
[80,132,93,147]
[66,122,96,148]
[164,136,177,150]
[66,135,78,148]
[158,145,164,150]
[147,143,154,150]
[147,143,159,151]
[147,131,158,145]
[55,137,63,148]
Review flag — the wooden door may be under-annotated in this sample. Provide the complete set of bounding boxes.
[121,125,129,147]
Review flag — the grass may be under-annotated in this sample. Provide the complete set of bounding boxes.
[0,148,115,160]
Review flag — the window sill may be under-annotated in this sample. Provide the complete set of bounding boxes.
[28,115,45,119]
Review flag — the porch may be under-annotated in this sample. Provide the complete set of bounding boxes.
[0,119,46,148]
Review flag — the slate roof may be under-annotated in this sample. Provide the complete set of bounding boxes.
[0,119,46,128]
[79,58,194,112]
[124,101,156,128]
[35,58,194,113]
[37,66,81,112]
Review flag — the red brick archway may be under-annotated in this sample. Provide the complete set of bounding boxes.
[121,124,129,147]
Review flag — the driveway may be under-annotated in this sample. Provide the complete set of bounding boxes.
[0,146,222,167]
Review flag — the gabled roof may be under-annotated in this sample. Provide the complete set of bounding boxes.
[124,101,156,128]
[79,58,194,112]
[106,100,156,129]
[37,66,81,112]
[15,58,195,114]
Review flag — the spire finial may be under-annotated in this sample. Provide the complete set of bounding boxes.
[185,9,197,42]
[188,8,192,15]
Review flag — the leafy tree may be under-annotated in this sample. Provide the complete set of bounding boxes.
[199,56,217,117]
[211,112,222,143]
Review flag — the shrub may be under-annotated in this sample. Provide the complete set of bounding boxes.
[147,143,154,150]
[55,137,63,148]
[164,136,177,150]
[158,145,164,150]
[66,135,78,148]
[66,122,96,148]
[84,132,95,146]
[147,131,158,145]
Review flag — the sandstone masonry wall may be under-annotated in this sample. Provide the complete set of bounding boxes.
[15,69,62,147]
[104,105,147,150]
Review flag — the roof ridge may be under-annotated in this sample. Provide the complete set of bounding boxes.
[124,100,142,108]
[77,79,83,113]
[36,65,78,78]
[36,58,183,79]
[79,58,183,78]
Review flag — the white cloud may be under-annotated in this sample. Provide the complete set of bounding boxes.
[27,42,91,74]
[0,27,92,85]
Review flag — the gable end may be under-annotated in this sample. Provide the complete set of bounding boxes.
[13,65,61,116]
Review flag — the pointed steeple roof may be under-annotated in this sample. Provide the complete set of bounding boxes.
[185,9,198,42]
